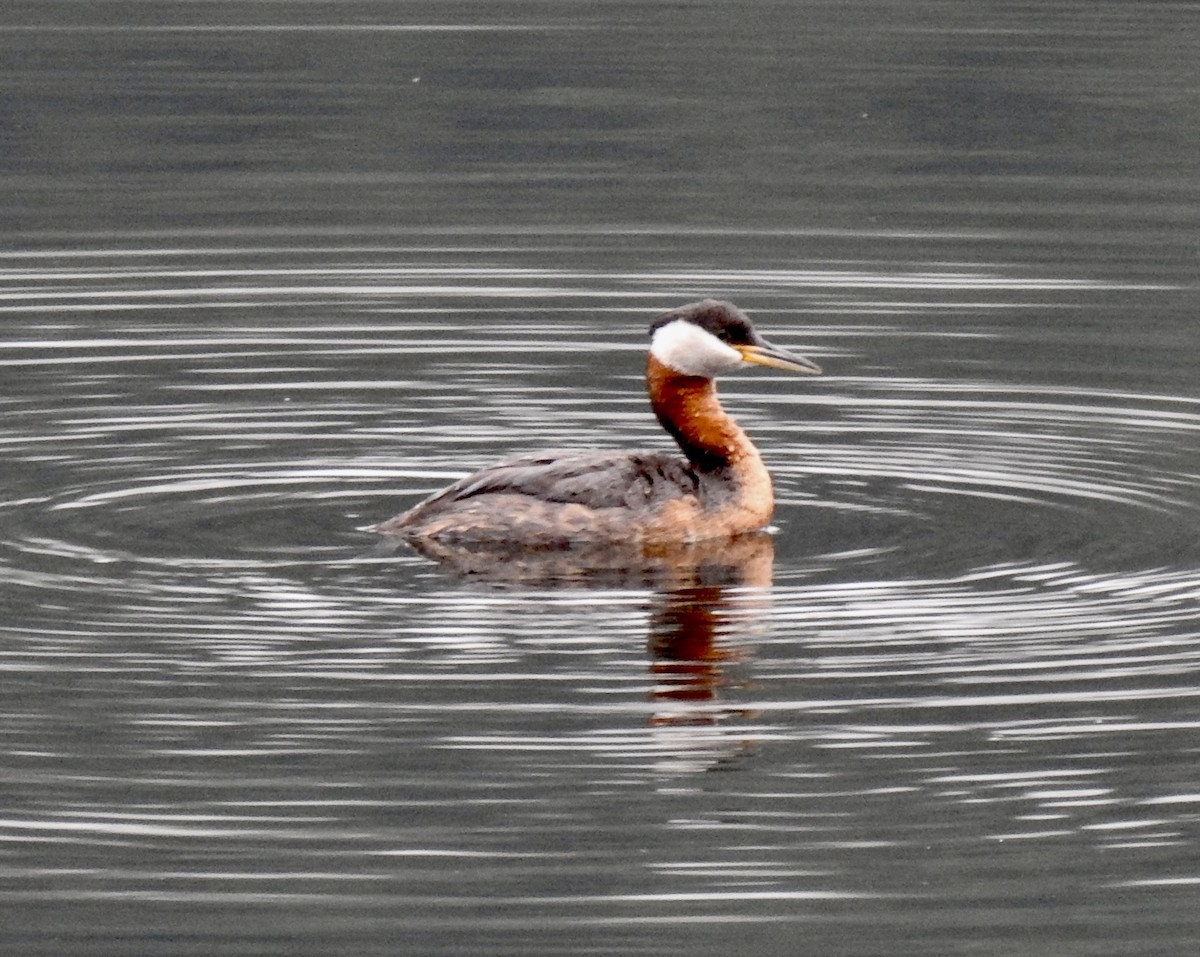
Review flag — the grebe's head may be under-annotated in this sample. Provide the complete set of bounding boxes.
[649,299,822,379]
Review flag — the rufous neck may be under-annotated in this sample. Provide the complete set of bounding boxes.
[646,354,759,472]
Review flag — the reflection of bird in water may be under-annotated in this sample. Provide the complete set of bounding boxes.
[643,535,773,774]
[373,299,821,547]
[647,536,771,710]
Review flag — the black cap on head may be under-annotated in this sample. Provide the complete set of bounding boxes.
[648,299,760,346]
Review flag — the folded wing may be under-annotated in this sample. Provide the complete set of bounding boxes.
[382,449,699,538]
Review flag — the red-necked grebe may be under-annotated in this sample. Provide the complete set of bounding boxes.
[373,299,821,546]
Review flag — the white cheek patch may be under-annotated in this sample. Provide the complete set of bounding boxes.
[650,319,743,378]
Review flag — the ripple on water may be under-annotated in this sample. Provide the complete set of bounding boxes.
[1,245,1199,943]
[1,248,1197,618]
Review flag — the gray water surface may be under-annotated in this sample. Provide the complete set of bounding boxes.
[2,3,1199,956]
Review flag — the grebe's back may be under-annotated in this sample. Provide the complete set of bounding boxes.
[372,299,820,547]
[376,448,699,546]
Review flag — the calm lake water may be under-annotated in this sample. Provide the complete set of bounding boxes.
[2,2,1198,955]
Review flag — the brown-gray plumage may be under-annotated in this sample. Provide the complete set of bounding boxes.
[372,300,821,547]
[376,450,700,547]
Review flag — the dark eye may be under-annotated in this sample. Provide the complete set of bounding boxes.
[717,320,750,345]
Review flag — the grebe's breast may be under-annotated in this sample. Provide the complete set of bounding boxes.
[373,448,708,546]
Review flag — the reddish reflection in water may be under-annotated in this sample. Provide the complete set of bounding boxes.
[645,535,772,731]
[650,590,738,708]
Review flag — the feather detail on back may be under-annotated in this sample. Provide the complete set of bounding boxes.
[372,449,701,545]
